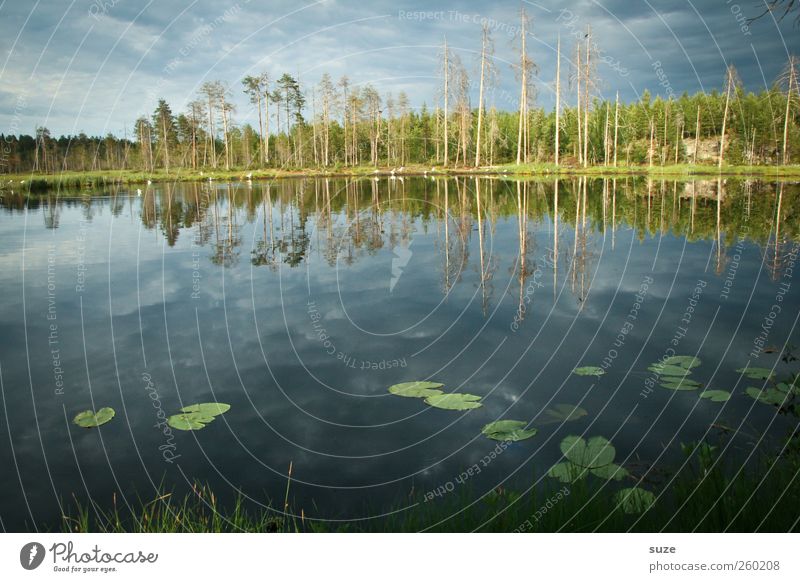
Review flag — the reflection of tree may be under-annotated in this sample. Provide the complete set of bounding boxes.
[210,184,242,268]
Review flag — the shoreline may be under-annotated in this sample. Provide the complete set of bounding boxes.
[2,163,800,192]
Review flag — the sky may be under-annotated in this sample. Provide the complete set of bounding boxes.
[0,0,798,137]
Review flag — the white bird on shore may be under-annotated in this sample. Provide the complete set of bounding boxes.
[246,172,253,180]
[147,179,152,185]
[136,188,142,196]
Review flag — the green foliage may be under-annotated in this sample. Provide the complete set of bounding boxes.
[424,393,483,410]
[73,407,115,428]
[573,366,605,377]
[388,381,444,398]
[481,420,538,442]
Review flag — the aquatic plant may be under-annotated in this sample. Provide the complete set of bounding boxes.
[73,407,115,428]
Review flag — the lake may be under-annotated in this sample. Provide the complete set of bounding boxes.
[0,175,798,531]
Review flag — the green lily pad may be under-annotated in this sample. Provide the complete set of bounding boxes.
[614,487,656,514]
[560,435,615,468]
[481,420,538,442]
[745,387,789,407]
[660,378,702,391]
[388,381,444,398]
[663,355,701,369]
[547,461,589,483]
[167,412,216,431]
[573,366,605,377]
[180,402,231,416]
[649,364,694,377]
[424,393,483,410]
[589,463,628,481]
[699,390,730,402]
[73,407,115,428]
[736,367,774,380]
[541,404,588,424]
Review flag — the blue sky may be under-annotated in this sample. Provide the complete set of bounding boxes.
[0,0,798,136]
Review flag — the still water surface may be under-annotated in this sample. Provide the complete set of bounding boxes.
[0,176,797,529]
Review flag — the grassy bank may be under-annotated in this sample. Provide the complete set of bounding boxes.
[58,442,800,533]
[3,163,800,193]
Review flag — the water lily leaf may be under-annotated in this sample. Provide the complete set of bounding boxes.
[589,463,628,481]
[573,366,604,377]
[614,487,656,514]
[649,364,694,377]
[699,390,730,402]
[167,412,216,431]
[736,367,774,380]
[541,404,588,424]
[560,435,615,469]
[388,381,444,398]
[73,407,115,428]
[547,461,589,483]
[481,420,538,442]
[745,387,789,407]
[660,378,701,391]
[424,393,482,410]
[179,402,231,416]
[662,355,701,369]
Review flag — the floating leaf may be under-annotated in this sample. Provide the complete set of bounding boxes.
[649,364,693,377]
[73,407,115,428]
[573,366,604,377]
[481,420,538,442]
[736,367,774,380]
[662,355,701,369]
[614,487,656,514]
[180,402,231,416]
[167,412,216,431]
[699,390,730,402]
[541,404,588,424]
[388,381,444,398]
[745,387,789,407]
[589,463,628,481]
[560,435,615,469]
[547,461,589,483]
[424,393,482,410]
[660,378,702,391]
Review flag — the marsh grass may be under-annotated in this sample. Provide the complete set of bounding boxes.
[58,444,800,533]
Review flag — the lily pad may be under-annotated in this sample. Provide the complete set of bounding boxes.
[663,355,701,369]
[699,390,730,402]
[560,435,615,469]
[167,412,216,431]
[180,402,231,416]
[424,393,482,410]
[736,367,774,380]
[481,420,538,442]
[745,387,789,407]
[73,407,115,428]
[541,404,588,424]
[547,461,589,483]
[649,364,694,377]
[573,366,604,377]
[388,381,444,398]
[614,487,656,514]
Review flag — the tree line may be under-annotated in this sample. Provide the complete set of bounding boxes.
[1,10,798,174]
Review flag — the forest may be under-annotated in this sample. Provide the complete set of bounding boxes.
[1,14,798,175]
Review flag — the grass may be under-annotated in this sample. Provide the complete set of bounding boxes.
[3,162,800,193]
[57,441,800,533]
